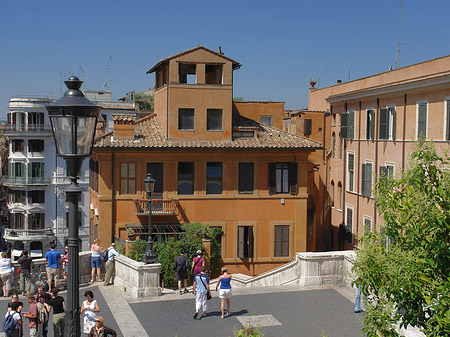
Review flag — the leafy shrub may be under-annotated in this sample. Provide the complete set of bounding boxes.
[232,324,265,337]
[115,242,125,255]
[126,240,147,262]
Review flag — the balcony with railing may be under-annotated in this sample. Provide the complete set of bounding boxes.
[3,124,52,135]
[2,176,50,187]
[134,199,177,216]
[3,228,55,241]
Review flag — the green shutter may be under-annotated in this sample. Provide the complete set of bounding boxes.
[379,108,388,139]
[340,113,348,139]
[418,104,427,138]
[348,111,354,139]
[361,164,367,196]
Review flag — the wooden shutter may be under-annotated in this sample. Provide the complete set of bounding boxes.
[418,104,427,138]
[340,113,348,139]
[268,163,276,195]
[379,108,387,139]
[304,119,312,135]
[348,111,354,139]
[274,226,281,257]
[40,163,45,178]
[289,162,298,195]
[361,164,367,196]
[247,226,254,258]
[281,226,289,256]
[238,226,244,258]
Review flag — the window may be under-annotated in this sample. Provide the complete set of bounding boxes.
[9,190,25,203]
[417,102,427,139]
[332,133,336,158]
[268,162,297,195]
[304,119,312,135]
[380,163,394,179]
[29,163,45,183]
[29,191,45,204]
[339,136,343,159]
[363,216,372,235]
[237,226,253,258]
[446,100,450,141]
[366,109,374,140]
[238,163,254,194]
[10,213,24,229]
[12,140,24,153]
[29,140,44,152]
[259,116,273,126]
[207,109,222,131]
[205,64,222,84]
[29,213,45,230]
[66,211,82,227]
[379,106,396,140]
[345,205,354,243]
[28,112,44,128]
[274,225,289,257]
[10,162,25,178]
[206,162,222,195]
[179,63,196,84]
[340,111,354,139]
[233,131,255,138]
[178,108,194,130]
[347,153,355,192]
[361,161,373,197]
[147,163,163,195]
[178,162,194,195]
[89,160,99,193]
[120,162,136,194]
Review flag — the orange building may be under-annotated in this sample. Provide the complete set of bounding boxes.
[306,55,450,249]
[89,46,322,275]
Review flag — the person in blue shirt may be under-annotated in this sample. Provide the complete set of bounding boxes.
[192,265,210,319]
[45,242,61,291]
[215,266,232,319]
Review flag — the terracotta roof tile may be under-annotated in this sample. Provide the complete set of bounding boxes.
[94,113,322,150]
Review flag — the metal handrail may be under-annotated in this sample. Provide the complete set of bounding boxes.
[134,199,176,215]
[3,124,52,132]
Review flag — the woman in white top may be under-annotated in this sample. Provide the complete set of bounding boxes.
[80,290,100,334]
[0,252,14,297]
[90,239,103,283]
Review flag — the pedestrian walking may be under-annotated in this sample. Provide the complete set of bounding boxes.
[17,250,33,295]
[87,316,117,337]
[22,294,42,337]
[354,280,367,313]
[192,265,210,319]
[103,243,119,286]
[90,240,103,283]
[35,286,51,337]
[80,290,100,335]
[45,242,61,291]
[48,288,65,337]
[0,252,14,297]
[191,250,205,277]
[7,294,24,337]
[216,266,232,319]
[4,302,22,337]
[174,249,189,295]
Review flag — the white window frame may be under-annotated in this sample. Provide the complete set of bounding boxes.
[416,100,428,140]
[363,216,372,235]
[444,97,450,141]
[347,152,355,192]
[386,104,396,140]
[345,204,354,243]
[385,162,395,178]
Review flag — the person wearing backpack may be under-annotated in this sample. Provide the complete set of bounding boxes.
[103,243,119,286]
[174,249,189,295]
[22,294,42,337]
[34,286,50,337]
[4,302,22,337]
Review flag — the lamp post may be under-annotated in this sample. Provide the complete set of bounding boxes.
[142,173,158,264]
[46,76,100,337]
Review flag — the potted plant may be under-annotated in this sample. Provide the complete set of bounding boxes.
[126,227,136,240]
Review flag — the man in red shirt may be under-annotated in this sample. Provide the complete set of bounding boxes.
[22,294,42,337]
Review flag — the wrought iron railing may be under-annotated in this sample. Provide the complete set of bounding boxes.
[134,199,176,215]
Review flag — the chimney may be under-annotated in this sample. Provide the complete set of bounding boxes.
[113,114,136,140]
[96,114,106,135]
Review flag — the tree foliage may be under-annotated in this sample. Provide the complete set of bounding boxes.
[353,141,450,336]
[154,223,223,287]
[134,92,154,111]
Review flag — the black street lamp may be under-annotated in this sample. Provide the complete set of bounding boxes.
[142,173,158,264]
[46,76,100,337]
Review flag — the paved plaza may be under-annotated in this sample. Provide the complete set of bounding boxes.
[0,284,365,337]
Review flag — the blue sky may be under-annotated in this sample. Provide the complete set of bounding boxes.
[1,0,450,119]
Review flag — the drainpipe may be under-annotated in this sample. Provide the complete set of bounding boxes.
[374,98,380,224]
[111,149,115,243]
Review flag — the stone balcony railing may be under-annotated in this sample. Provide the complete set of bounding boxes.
[3,228,55,241]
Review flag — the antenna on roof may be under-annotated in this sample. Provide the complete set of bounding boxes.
[107,54,112,91]
[397,0,402,68]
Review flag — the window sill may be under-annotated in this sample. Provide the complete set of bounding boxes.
[178,129,194,132]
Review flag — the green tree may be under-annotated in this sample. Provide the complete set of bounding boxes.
[354,141,450,336]
[134,92,154,111]
[233,97,244,102]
